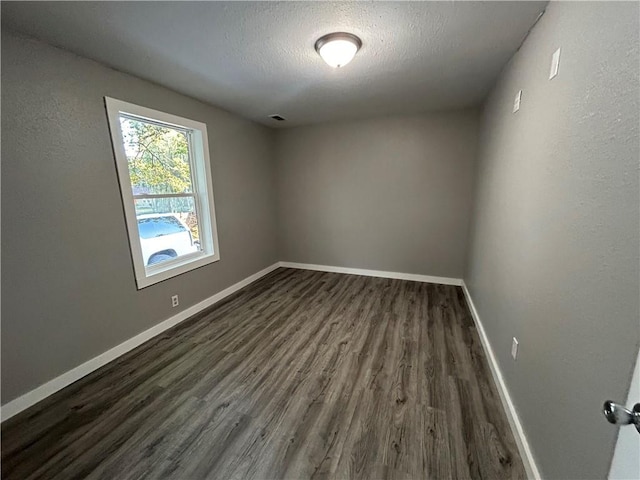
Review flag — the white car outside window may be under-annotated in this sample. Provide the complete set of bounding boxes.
[137,214,199,266]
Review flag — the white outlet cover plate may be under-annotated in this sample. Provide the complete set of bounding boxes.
[549,47,561,79]
[513,90,522,113]
[511,337,519,360]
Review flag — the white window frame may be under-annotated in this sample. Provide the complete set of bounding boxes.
[105,97,220,289]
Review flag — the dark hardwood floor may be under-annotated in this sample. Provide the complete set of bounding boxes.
[2,268,526,480]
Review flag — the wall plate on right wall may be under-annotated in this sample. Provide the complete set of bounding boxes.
[513,90,522,113]
[511,337,519,360]
[549,47,561,79]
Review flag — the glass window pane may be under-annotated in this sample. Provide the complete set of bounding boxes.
[138,215,187,239]
[135,197,202,267]
[120,116,193,195]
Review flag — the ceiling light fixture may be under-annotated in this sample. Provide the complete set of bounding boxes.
[315,32,362,68]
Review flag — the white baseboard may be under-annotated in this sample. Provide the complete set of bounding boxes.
[461,282,541,480]
[1,262,281,422]
[279,261,462,286]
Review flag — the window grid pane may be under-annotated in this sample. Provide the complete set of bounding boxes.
[134,196,202,266]
[120,116,194,195]
[133,193,201,247]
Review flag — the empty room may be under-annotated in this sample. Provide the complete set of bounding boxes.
[1,1,639,479]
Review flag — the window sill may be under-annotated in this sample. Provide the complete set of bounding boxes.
[136,251,220,289]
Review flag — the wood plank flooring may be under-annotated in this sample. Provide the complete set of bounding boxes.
[1,268,526,480]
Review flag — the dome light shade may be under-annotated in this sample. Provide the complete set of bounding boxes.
[315,32,362,68]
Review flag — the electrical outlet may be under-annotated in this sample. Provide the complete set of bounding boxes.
[513,90,522,113]
[549,47,561,79]
[171,295,179,308]
[511,337,519,360]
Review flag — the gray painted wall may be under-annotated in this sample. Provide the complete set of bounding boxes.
[465,2,639,479]
[275,112,478,278]
[1,31,279,404]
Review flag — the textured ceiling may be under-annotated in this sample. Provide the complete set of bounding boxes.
[2,1,547,127]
